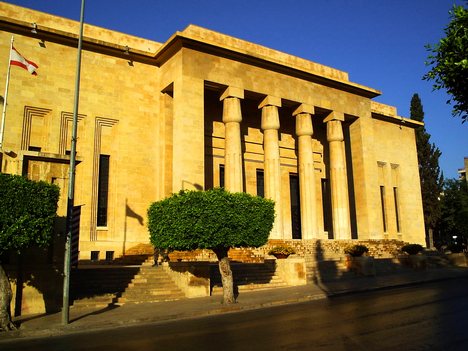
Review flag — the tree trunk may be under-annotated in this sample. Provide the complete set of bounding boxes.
[213,248,235,304]
[0,264,16,331]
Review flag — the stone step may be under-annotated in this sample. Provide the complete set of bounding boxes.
[121,289,185,298]
[116,295,183,304]
[71,294,116,308]
[211,281,288,295]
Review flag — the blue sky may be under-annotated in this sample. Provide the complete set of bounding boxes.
[5,0,468,178]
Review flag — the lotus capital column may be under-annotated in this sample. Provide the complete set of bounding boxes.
[259,95,283,239]
[293,104,318,239]
[325,112,351,239]
[220,87,244,193]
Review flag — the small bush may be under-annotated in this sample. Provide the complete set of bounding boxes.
[344,244,369,257]
[268,245,296,256]
[401,244,424,255]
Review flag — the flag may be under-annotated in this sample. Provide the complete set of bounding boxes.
[10,46,38,75]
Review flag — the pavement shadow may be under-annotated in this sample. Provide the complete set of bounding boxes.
[70,304,120,324]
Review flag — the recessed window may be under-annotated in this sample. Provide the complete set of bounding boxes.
[256,169,264,198]
[219,164,225,188]
[90,251,99,261]
[380,186,387,232]
[97,154,110,227]
[28,146,41,152]
[393,187,401,232]
[105,251,114,262]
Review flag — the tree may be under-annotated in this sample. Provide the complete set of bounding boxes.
[0,174,59,331]
[148,188,275,304]
[424,3,468,123]
[410,94,444,247]
[436,178,468,249]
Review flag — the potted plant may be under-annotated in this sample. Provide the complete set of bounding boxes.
[344,244,369,257]
[268,245,296,259]
[399,243,426,270]
[401,244,424,255]
[344,244,375,276]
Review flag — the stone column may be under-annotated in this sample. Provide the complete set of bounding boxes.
[326,112,351,239]
[293,104,318,239]
[259,96,283,239]
[220,87,244,193]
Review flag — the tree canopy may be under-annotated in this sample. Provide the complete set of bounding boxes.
[0,173,59,256]
[424,3,468,123]
[148,188,275,304]
[148,188,274,252]
[0,173,59,331]
[436,178,468,249]
[410,94,443,239]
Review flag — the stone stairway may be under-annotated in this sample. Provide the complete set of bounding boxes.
[116,260,186,304]
[210,261,288,295]
[70,259,187,308]
[70,266,140,308]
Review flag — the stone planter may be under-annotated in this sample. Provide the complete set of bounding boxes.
[398,254,427,270]
[346,255,376,276]
[272,253,290,259]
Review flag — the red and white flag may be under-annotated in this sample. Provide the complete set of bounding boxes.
[10,46,38,75]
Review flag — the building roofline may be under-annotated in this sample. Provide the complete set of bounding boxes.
[154,25,382,99]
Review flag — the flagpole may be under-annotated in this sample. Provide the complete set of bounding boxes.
[62,0,85,325]
[0,36,14,150]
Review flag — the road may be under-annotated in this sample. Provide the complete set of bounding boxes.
[1,278,468,350]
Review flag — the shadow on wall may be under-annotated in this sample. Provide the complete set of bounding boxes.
[4,215,67,317]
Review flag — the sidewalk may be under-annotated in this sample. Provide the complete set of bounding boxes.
[1,266,467,341]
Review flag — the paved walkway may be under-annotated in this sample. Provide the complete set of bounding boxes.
[1,266,467,341]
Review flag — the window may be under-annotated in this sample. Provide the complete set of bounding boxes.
[219,164,225,188]
[256,169,264,197]
[289,173,301,239]
[393,187,400,232]
[97,154,110,227]
[90,251,99,261]
[28,146,41,152]
[105,251,114,262]
[380,186,387,232]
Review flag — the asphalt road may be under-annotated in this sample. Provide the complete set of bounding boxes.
[1,278,468,350]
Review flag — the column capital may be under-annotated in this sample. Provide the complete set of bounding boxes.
[323,110,345,123]
[295,112,313,137]
[258,95,281,109]
[220,86,244,101]
[293,103,314,116]
[327,119,344,142]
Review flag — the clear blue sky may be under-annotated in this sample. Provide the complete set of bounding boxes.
[5,0,468,178]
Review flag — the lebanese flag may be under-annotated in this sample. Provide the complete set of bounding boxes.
[10,46,38,75]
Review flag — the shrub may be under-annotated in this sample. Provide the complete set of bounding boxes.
[268,245,296,256]
[0,173,59,255]
[401,244,424,255]
[344,244,369,257]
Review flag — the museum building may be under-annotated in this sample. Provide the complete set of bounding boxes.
[0,3,426,263]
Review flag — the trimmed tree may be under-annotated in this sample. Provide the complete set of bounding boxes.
[148,188,275,304]
[424,3,468,123]
[410,93,444,247]
[0,174,59,331]
[436,178,468,248]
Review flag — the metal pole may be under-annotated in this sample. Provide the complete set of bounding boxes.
[0,36,14,149]
[62,0,85,325]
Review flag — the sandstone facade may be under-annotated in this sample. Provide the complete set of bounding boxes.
[0,3,426,263]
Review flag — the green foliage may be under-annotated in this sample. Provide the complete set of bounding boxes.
[410,94,443,233]
[268,245,295,256]
[436,178,468,245]
[344,244,369,257]
[0,173,59,256]
[401,244,424,255]
[424,4,468,123]
[148,188,275,252]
